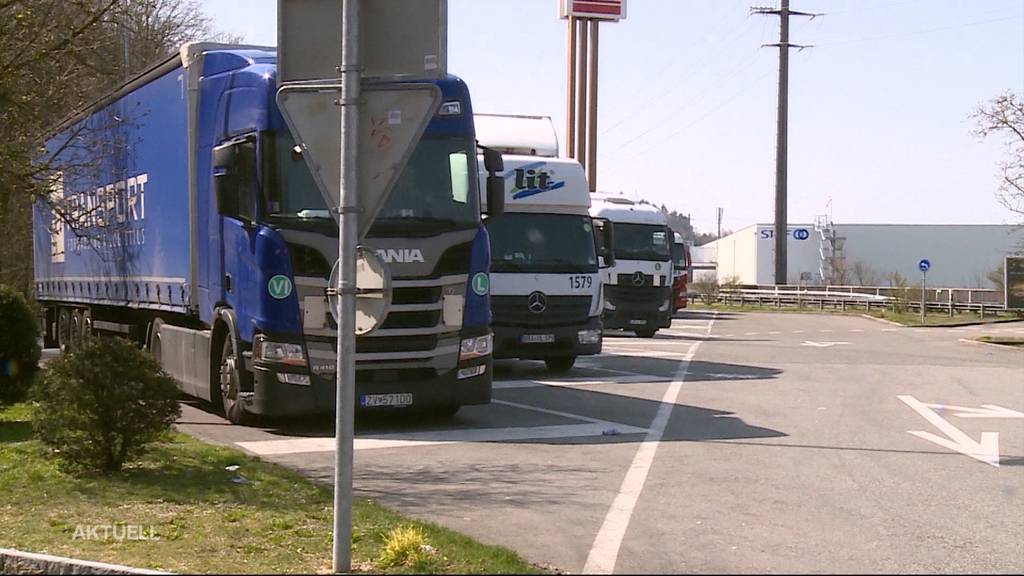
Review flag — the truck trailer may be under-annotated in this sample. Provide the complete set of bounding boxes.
[475,114,613,371]
[33,43,495,423]
[590,195,674,338]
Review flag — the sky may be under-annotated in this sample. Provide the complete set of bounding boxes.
[200,0,1024,235]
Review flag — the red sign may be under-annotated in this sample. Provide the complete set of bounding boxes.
[560,0,626,21]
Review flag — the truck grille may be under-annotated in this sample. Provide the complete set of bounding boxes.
[616,273,668,288]
[605,284,670,304]
[491,295,592,328]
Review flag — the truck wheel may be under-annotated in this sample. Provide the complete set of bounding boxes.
[544,356,576,372]
[635,328,658,338]
[81,309,93,343]
[434,404,460,418]
[70,310,83,348]
[218,337,254,425]
[57,308,72,353]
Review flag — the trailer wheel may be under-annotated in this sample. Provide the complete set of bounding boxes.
[635,328,658,339]
[544,356,577,372]
[57,308,72,353]
[218,337,254,425]
[70,310,83,349]
[80,308,93,343]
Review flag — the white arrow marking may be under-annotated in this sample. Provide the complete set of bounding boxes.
[801,341,850,348]
[898,395,1000,467]
[923,403,1024,419]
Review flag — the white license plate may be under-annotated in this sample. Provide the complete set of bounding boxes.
[360,393,413,408]
[521,334,555,344]
[629,319,648,325]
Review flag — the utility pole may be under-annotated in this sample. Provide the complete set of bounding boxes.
[717,207,724,239]
[752,1,816,285]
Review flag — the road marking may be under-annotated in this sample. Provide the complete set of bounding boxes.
[923,402,1024,419]
[897,395,1000,467]
[236,420,649,455]
[819,329,834,333]
[849,329,864,333]
[768,331,781,335]
[801,341,850,348]
[584,314,716,574]
[793,330,806,334]
[493,374,665,390]
[744,332,759,336]
[882,328,900,332]
[601,349,682,359]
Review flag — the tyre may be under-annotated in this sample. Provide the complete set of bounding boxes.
[70,309,83,349]
[544,356,577,372]
[635,328,658,338]
[217,337,255,425]
[433,404,461,418]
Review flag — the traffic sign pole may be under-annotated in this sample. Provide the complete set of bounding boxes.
[333,0,359,572]
[918,259,931,324]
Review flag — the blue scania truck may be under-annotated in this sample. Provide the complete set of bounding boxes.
[32,43,496,423]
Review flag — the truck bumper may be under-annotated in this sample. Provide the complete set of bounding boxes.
[248,358,492,417]
[601,304,673,331]
[493,316,603,360]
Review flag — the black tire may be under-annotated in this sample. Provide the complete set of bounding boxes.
[544,356,577,372]
[635,328,658,338]
[70,309,83,349]
[217,337,255,425]
[148,318,164,363]
[43,308,59,349]
[80,308,92,343]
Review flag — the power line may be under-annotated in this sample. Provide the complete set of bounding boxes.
[816,13,1022,47]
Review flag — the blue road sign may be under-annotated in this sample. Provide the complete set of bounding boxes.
[919,259,931,273]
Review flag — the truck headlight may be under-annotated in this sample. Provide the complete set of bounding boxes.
[577,328,602,345]
[254,335,306,366]
[460,333,492,360]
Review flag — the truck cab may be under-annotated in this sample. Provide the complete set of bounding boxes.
[475,114,613,372]
[670,231,691,311]
[590,195,673,338]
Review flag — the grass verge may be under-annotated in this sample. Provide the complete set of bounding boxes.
[0,403,542,574]
[976,336,1024,348]
[687,301,1020,327]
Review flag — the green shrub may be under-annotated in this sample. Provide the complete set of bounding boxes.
[0,284,40,404]
[32,337,181,473]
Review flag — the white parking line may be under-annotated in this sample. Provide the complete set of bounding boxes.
[584,313,717,574]
[849,329,864,333]
[768,331,781,335]
[493,374,664,390]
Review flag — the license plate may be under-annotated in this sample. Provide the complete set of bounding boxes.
[629,319,648,325]
[521,334,555,344]
[360,393,413,408]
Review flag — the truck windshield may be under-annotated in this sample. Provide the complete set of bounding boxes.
[486,213,598,274]
[614,223,671,262]
[262,132,480,236]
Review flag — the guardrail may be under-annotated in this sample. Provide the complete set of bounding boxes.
[711,286,1013,318]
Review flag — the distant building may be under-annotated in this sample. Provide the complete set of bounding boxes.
[691,220,1024,288]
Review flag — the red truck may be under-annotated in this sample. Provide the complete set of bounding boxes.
[670,231,691,311]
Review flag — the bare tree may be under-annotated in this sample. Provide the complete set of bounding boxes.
[0,0,241,294]
[851,260,879,286]
[974,92,1024,221]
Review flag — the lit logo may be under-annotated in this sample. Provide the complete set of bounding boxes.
[376,248,424,263]
[504,161,566,200]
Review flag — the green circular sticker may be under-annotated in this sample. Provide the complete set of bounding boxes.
[268,274,293,300]
[471,272,489,296]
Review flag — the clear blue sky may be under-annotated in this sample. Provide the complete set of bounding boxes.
[201,0,1024,234]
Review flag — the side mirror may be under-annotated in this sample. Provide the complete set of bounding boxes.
[594,218,615,269]
[486,176,505,217]
[482,147,504,173]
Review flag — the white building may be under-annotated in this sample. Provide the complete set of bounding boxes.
[691,221,1024,288]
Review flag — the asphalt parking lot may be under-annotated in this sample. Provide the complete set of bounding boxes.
[177,311,1024,574]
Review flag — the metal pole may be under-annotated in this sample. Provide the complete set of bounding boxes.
[773,0,790,285]
[566,16,577,159]
[920,272,926,324]
[333,0,360,571]
[586,19,599,192]
[575,18,588,165]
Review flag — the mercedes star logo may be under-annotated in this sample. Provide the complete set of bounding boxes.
[527,291,547,314]
[632,271,646,286]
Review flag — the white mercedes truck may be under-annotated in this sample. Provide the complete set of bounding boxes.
[476,114,614,371]
[590,195,673,338]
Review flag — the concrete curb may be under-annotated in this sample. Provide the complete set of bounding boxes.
[0,548,170,575]
[858,314,904,327]
[959,338,1024,352]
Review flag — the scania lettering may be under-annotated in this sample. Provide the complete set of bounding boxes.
[33,43,496,424]
[475,113,614,372]
[590,195,673,338]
